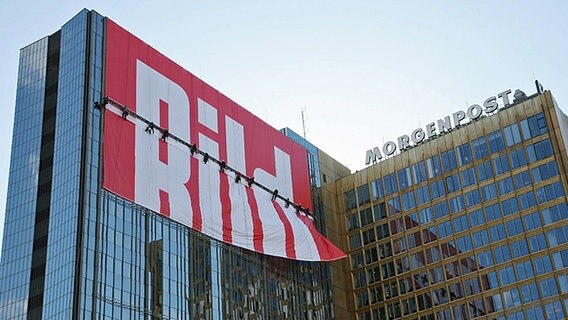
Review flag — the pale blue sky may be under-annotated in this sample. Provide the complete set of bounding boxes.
[1,1,567,255]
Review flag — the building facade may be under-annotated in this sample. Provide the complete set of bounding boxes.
[3,8,568,320]
[0,10,349,319]
[280,128,353,318]
[333,90,568,319]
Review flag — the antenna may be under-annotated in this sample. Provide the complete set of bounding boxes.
[301,107,307,139]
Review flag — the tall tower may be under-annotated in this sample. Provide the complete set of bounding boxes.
[0,9,346,319]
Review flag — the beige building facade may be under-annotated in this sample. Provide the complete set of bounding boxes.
[327,90,568,319]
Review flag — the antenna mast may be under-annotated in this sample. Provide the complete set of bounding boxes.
[301,107,307,139]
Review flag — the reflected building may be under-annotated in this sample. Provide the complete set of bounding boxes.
[333,89,568,319]
[0,9,351,319]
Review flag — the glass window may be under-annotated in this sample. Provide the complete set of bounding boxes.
[481,183,498,201]
[445,174,461,194]
[534,113,548,136]
[539,278,559,298]
[494,244,511,264]
[536,182,564,204]
[417,294,432,311]
[485,203,502,221]
[398,167,413,190]
[356,290,369,308]
[412,161,427,184]
[419,207,433,224]
[533,161,559,183]
[357,184,370,205]
[384,173,398,195]
[490,224,506,242]
[387,197,400,215]
[457,235,472,252]
[509,147,527,169]
[484,272,499,290]
[546,225,568,247]
[371,178,384,199]
[344,190,357,210]
[441,149,457,172]
[376,223,390,240]
[523,211,542,231]
[379,243,392,259]
[349,233,362,249]
[469,209,485,227]
[544,300,564,320]
[559,275,568,293]
[401,191,416,210]
[476,160,493,182]
[453,215,469,233]
[373,202,388,221]
[449,196,464,214]
[498,177,514,195]
[381,261,395,279]
[416,185,430,205]
[430,180,446,199]
[362,228,376,245]
[511,238,529,258]
[456,143,472,166]
[477,250,494,268]
[391,218,404,235]
[460,168,476,188]
[521,282,540,303]
[465,189,481,207]
[503,289,521,309]
[499,266,516,286]
[520,118,531,141]
[402,297,417,315]
[541,203,568,225]
[438,221,453,238]
[487,129,505,153]
[504,123,522,146]
[492,155,510,176]
[506,218,524,237]
[502,197,519,216]
[519,191,537,210]
[521,113,548,139]
[360,207,374,226]
[528,306,546,320]
[472,136,489,160]
[528,233,547,252]
[473,230,489,248]
[347,213,360,231]
[552,249,568,270]
[527,139,553,163]
[426,155,442,178]
[513,170,532,189]
[492,293,503,312]
[434,202,450,219]
[351,251,364,268]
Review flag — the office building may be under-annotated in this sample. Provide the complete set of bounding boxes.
[332,88,568,319]
[0,9,348,319]
[3,8,568,320]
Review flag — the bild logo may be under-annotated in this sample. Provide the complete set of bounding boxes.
[133,60,298,254]
[103,19,345,260]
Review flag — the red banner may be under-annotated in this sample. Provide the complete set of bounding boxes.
[103,19,345,261]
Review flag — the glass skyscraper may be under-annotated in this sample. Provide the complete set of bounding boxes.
[335,89,568,319]
[0,10,349,319]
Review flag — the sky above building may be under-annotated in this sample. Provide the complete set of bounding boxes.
[0,1,567,255]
